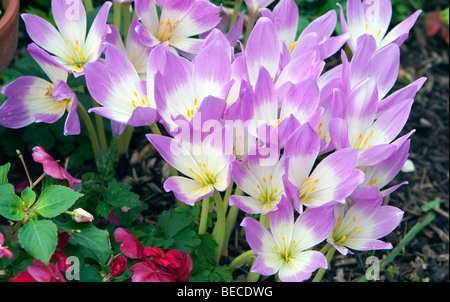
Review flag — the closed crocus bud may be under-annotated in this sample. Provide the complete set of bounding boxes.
[110,256,127,277]
[72,208,94,223]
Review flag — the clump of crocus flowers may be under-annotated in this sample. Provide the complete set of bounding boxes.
[0,0,425,282]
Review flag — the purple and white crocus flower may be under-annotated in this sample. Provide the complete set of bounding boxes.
[22,0,112,77]
[135,0,222,56]
[84,43,159,137]
[327,188,404,255]
[241,196,335,282]
[105,18,152,80]
[230,153,285,215]
[283,123,365,212]
[338,0,422,52]
[261,0,350,62]
[153,30,232,133]
[146,126,235,206]
[0,43,80,136]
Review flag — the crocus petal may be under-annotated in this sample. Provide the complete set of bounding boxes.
[51,0,86,47]
[279,250,327,280]
[84,1,112,62]
[245,17,280,88]
[27,43,68,83]
[241,217,276,254]
[21,14,67,59]
[380,10,422,48]
[164,176,214,206]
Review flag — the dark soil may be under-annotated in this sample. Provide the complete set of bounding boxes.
[1,0,448,283]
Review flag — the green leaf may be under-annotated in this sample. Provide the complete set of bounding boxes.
[0,163,11,185]
[103,180,142,208]
[18,219,58,265]
[0,191,25,221]
[21,187,36,208]
[158,210,193,238]
[35,185,83,218]
[0,183,15,196]
[62,221,112,255]
[95,145,118,180]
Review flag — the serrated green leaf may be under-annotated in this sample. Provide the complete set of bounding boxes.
[62,221,112,255]
[0,193,25,221]
[21,187,36,208]
[158,210,193,238]
[18,220,58,265]
[103,180,142,208]
[0,163,11,185]
[95,145,118,180]
[35,185,83,218]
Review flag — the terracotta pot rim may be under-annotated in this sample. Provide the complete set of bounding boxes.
[0,0,20,29]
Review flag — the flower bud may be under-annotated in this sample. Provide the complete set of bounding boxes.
[110,256,127,277]
[72,208,94,223]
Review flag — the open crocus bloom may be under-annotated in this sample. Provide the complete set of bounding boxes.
[84,43,159,137]
[22,0,112,77]
[241,196,335,282]
[327,189,404,255]
[338,0,421,52]
[105,18,152,80]
[135,0,221,55]
[283,123,365,212]
[32,146,81,190]
[146,126,235,206]
[230,153,285,215]
[0,43,80,136]
[153,30,232,133]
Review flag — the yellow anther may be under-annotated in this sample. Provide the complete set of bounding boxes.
[341,235,347,241]
[353,216,356,222]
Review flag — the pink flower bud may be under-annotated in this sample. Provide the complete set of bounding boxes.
[110,256,127,277]
[72,208,94,223]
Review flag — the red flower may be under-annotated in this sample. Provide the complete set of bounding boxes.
[129,261,175,282]
[14,259,67,282]
[144,247,182,268]
[32,146,81,189]
[166,251,193,282]
[114,227,145,260]
[110,256,127,277]
[50,233,70,272]
[10,271,35,282]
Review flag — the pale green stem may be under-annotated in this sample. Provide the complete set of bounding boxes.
[229,250,255,272]
[223,179,234,209]
[222,185,243,254]
[198,197,210,235]
[149,123,179,177]
[82,0,94,14]
[77,101,100,156]
[246,271,260,282]
[117,125,134,155]
[230,0,243,29]
[259,212,270,229]
[312,244,336,282]
[243,10,258,47]
[113,2,122,34]
[123,2,132,41]
[91,99,107,151]
[213,190,226,265]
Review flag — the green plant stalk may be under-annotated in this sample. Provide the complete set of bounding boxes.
[113,2,122,34]
[229,250,255,272]
[223,179,234,209]
[77,101,100,156]
[117,125,134,155]
[357,210,437,282]
[243,11,257,47]
[91,99,107,151]
[212,190,226,265]
[150,123,179,178]
[123,2,132,41]
[82,0,94,14]
[246,271,260,282]
[222,186,243,254]
[312,244,336,282]
[198,197,210,235]
[230,0,243,28]
[259,212,270,229]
